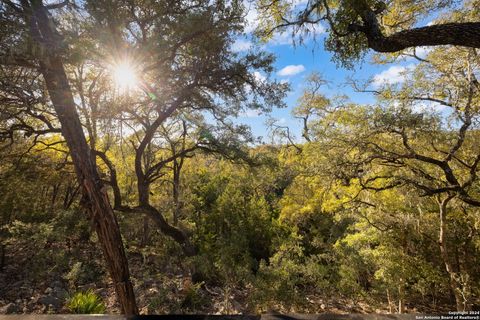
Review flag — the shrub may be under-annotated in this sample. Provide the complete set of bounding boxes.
[65,261,104,286]
[66,290,106,314]
[181,281,208,311]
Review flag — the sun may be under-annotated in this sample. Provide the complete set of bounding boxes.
[111,61,139,92]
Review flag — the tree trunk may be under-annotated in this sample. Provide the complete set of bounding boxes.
[387,289,393,314]
[172,159,181,226]
[50,183,60,211]
[25,0,137,314]
[364,23,480,53]
[438,196,465,311]
[142,204,196,256]
[136,162,195,256]
[0,244,5,272]
[140,216,150,247]
[398,281,405,313]
[63,183,81,210]
[351,0,480,52]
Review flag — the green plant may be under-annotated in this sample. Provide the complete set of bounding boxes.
[181,281,208,311]
[65,261,104,286]
[66,290,106,314]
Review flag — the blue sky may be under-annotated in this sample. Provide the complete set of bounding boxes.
[232,5,428,143]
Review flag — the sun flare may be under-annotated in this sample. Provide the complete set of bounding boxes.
[111,61,139,92]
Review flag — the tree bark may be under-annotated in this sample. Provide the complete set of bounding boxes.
[359,23,480,53]
[97,147,196,256]
[367,22,480,52]
[172,154,184,226]
[437,196,466,311]
[133,114,196,256]
[141,204,196,256]
[0,244,5,272]
[397,283,404,314]
[350,0,480,52]
[386,289,393,314]
[140,216,150,247]
[173,165,180,226]
[24,0,138,314]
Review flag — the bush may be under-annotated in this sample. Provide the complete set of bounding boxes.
[66,290,106,314]
[181,281,209,311]
[65,261,104,287]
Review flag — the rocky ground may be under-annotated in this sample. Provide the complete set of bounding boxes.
[0,257,378,315]
[0,238,391,315]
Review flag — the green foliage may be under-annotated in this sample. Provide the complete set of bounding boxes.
[181,282,209,311]
[66,290,106,314]
[257,0,474,67]
[65,261,105,287]
[1,1,480,313]
[188,163,278,285]
[252,234,338,311]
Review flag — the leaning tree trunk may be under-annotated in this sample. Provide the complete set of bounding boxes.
[25,0,137,314]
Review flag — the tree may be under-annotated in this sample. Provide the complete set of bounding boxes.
[346,46,480,208]
[0,0,138,314]
[256,0,480,66]
[301,45,480,310]
[0,136,79,272]
[0,0,286,311]
[65,0,286,256]
[292,72,329,143]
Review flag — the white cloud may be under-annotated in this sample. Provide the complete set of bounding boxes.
[253,71,266,83]
[413,47,432,58]
[243,71,266,95]
[232,39,252,52]
[278,64,305,77]
[269,31,293,45]
[244,2,259,34]
[372,64,414,87]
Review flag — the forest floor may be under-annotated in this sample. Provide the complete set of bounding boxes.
[0,237,445,315]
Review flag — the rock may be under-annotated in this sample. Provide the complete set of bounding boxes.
[53,287,68,300]
[50,281,63,289]
[28,296,38,305]
[147,287,159,295]
[0,303,17,314]
[18,286,31,296]
[94,288,107,298]
[142,279,155,287]
[78,283,96,291]
[38,296,62,310]
[44,287,53,295]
